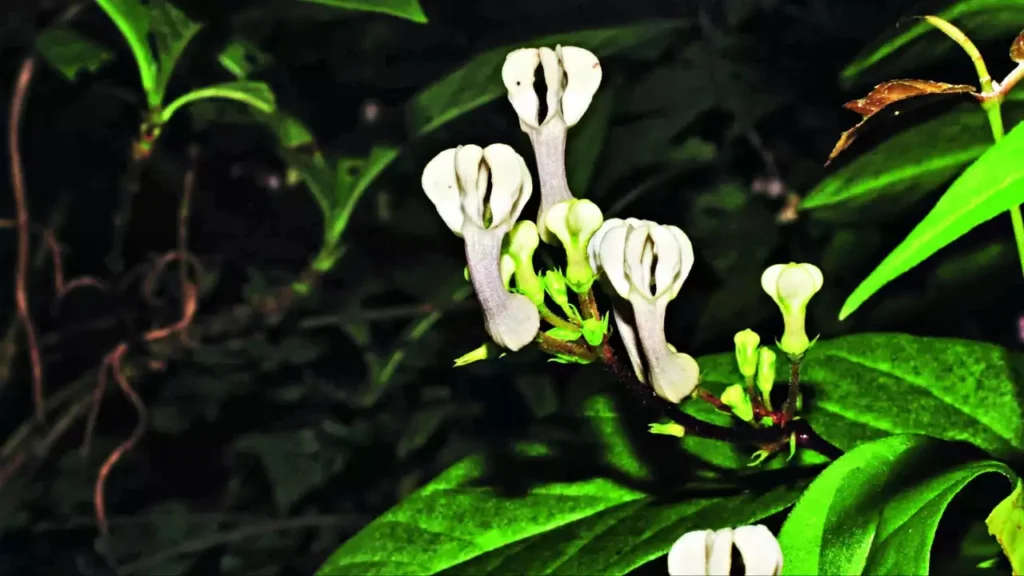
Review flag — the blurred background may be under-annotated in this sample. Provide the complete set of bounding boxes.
[0,0,1021,573]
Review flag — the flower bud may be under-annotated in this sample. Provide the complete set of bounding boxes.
[542,269,571,312]
[545,199,604,293]
[721,384,754,422]
[761,262,823,359]
[504,221,544,304]
[733,329,760,380]
[756,347,777,406]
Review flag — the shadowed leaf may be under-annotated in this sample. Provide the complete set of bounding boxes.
[299,0,428,23]
[842,2,1024,84]
[36,27,115,81]
[827,79,976,164]
[408,21,684,135]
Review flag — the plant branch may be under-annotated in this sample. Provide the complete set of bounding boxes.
[599,341,840,458]
[9,55,44,423]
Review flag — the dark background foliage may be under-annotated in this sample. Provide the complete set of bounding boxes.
[0,0,1020,573]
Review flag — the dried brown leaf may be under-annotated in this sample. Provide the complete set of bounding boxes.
[826,79,977,164]
[1011,30,1024,63]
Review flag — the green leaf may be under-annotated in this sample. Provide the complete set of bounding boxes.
[236,428,346,512]
[328,147,401,243]
[779,434,1015,575]
[95,0,158,99]
[839,121,1024,319]
[160,81,277,125]
[566,86,615,196]
[697,333,1024,458]
[408,21,684,135]
[299,0,428,23]
[987,478,1024,574]
[149,0,202,106]
[217,36,272,80]
[801,105,997,221]
[841,0,1024,84]
[36,27,115,81]
[316,395,804,576]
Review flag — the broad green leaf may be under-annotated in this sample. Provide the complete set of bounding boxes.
[299,0,428,23]
[327,147,401,242]
[317,394,805,576]
[697,333,1024,458]
[36,27,115,81]
[149,0,202,106]
[95,0,158,98]
[801,105,996,220]
[408,21,684,135]
[841,0,1024,84]
[839,121,1024,319]
[779,435,1015,575]
[160,81,277,125]
[987,478,1024,574]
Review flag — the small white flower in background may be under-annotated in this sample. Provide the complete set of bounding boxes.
[668,524,783,576]
[502,45,602,243]
[760,262,824,360]
[421,144,540,351]
[588,218,700,403]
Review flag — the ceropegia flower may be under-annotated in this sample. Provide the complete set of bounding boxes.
[421,144,540,351]
[668,525,783,576]
[588,218,699,403]
[502,45,602,243]
[760,263,823,359]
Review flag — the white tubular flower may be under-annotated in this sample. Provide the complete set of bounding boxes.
[422,144,540,351]
[668,525,783,576]
[502,45,602,243]
[760,262,824,359]
[588,218,699,403]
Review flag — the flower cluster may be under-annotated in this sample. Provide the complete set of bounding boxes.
[421,44,711,403]
[419,44,827,424]
[411,41,843,576]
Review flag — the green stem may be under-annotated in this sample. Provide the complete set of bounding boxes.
[926,16,1024,276]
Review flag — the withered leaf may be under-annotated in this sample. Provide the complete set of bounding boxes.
[1011,30,1024,63]
[826,79,976,165]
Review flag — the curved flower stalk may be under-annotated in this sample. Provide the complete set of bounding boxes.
[588,218,699,403]
[761,262,824,359]
[421,144,540,351]
[668,524,783,576]
[502,45,602,243]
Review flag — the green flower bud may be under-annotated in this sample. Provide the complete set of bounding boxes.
[733,329,760,379]
[544,199,603,293]
[721,384,754,422]
[504,221,544,303]
[648,422,686,438]
[454,343,502,367]
[761,262,823,359]
[756,347,777,411]
[543,269,570,311]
